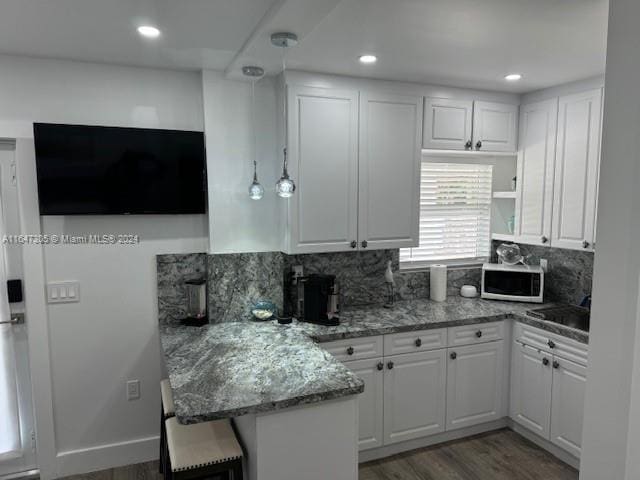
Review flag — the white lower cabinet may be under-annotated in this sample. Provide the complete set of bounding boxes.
[328,321,585,461]
[383,350,447,445]
[344,357,385,450]
[446,341,504,430]
[510,333,588,460]
[550,357,587,458]
[510,342,552,438]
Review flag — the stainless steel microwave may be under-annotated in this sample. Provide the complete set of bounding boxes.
[481,263,544,303]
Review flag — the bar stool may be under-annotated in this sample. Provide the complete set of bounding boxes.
[165,416,243,480]
[159,379,175,474]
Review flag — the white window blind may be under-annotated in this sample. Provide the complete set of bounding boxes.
[401,162,493,267]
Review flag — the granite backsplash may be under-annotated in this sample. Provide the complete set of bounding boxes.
[157,253,207,325]
[207,252,285,323]
[156,242,593,324]
[157,250,480,324]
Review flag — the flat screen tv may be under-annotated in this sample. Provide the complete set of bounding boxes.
[33,123,207,215]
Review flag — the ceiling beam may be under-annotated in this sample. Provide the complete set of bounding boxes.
[223,0,288,78]
[223,0,344,79]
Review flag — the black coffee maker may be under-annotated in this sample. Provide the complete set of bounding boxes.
[298,274,340,326]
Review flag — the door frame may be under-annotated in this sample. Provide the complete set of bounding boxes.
[6,139,57,480]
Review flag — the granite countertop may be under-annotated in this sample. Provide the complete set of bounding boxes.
[293,297,589,344]
[160,296,588,424]
[160,322,365,424]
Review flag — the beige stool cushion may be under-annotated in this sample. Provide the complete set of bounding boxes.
[165,417,243,472]
[160,379,175,417]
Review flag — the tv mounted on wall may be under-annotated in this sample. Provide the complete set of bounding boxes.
[33,123,207,215]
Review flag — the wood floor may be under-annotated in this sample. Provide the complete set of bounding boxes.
[359,429,578,480]
[57,429,576,480]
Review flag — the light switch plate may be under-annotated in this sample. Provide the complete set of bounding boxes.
[47,281,80,304]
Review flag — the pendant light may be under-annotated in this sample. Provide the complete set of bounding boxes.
[242,66,265,200]
[271,32,298,198]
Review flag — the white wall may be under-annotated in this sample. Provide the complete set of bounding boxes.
[0,54,207,477]
[202,70,281,253]
[580,0,640,478]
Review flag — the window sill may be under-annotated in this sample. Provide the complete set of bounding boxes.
[399,261,486,273]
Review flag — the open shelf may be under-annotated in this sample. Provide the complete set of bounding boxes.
[422,149,518,159]
[493,191,517,199]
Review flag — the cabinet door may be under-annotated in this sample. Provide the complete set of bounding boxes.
[515,98,558,246]
[423,98,473,150]
[359,92,422,250]
[383,350,447,445]
[287,86,359,253]
[510,342,553,438]
[550,357,587,458]
[551,89,603,251]
[446,341,504,431]
[472,101,518,152]
[345,358,384,451]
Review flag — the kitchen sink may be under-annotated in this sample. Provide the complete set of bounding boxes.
[526,305,590,332]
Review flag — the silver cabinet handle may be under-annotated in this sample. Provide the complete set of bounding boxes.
[465,140,472,150]
[0,313,24,325]
[541,236,548,244]
[582,240,590,249]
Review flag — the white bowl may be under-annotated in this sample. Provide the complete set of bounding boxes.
[460,285,478,298]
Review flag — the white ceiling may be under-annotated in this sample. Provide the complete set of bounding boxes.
[0,0,608,93]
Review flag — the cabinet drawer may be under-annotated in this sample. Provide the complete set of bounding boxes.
[448,321,504,347]
[514,322,589,366]
[384,328,447,356]
[321,336,383,362]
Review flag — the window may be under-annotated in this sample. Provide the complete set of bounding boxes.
[401,162,493,268]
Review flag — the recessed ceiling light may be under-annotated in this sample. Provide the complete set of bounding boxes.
[137,25,161,38]
[505,73,523,81]
[359,55,377,64]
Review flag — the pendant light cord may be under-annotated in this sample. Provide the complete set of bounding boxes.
[281,46,289,175]
[251,78,258,181]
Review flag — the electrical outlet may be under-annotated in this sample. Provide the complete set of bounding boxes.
[292,265,304,284]
[126,380,140,401]
[540,259,548,272]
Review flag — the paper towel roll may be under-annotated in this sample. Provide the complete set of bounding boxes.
[430,264,447,302]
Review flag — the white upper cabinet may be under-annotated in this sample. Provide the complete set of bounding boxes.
[551,88,603,251]
[285,85,359,253]
[515,98,558,246]
[284,82,421,254]
[359,92,422,250]
[472,101,518,152]
[423,98,518,152]
[423,98,473,150]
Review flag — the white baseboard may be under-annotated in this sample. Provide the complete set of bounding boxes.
[358,419,508,463]
[507,420,580,470]
[55,435,159,478]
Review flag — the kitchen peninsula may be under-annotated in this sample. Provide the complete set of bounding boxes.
[160,296,589,480]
